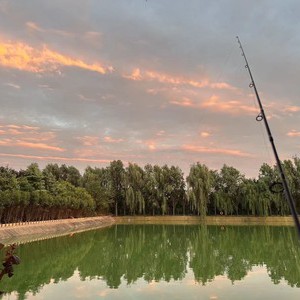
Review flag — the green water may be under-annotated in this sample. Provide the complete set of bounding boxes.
[0,225,300,299]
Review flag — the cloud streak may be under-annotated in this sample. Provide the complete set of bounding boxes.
[287,130,300,137]
[0,139,65,152]
[182,144,253,157]
[0,39,112,74]
[0,152,110,163]
[124,68,235,90]
[0,124,63,152]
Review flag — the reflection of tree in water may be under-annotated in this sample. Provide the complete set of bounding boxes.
[1,225,300,298]
[78,225,189,288]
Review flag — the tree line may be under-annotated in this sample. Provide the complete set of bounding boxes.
[0,158,300,223]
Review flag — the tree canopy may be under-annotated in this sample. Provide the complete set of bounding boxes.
[0,158,299,223]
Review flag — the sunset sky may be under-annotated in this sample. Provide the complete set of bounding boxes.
[0,0,299,178]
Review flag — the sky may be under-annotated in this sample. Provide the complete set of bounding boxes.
[0,0,299,178]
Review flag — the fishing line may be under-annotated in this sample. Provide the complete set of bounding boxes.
[249,86,275,170]
[194,41,237,142]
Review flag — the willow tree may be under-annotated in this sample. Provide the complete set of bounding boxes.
[213,165,244,215]
[162,165,185,215]
[186,163,211,216]
[143,164,159,215]
[109,160,125,216]
[153,165,169,215]
[291,157,300,211]
[239,179,258,215]
[257,163,278,215]
[125,163,145,215]
[82,166,111,213]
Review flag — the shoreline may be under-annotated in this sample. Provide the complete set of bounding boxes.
[115,215,295,225]
[0,215,296,245]
[0,216,115,245]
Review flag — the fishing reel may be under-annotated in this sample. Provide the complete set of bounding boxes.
[0,244,21,280]
[2,254,21,278]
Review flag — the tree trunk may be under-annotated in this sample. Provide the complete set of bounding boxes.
[115,201,118,216]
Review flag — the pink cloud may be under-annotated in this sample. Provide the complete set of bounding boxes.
[26,21,74,37]
[0,124,39,130]
[182,144,253,157]
[0,152,110,163]
[145,140,157,150]
[77,136,99,146]
[104,136,124,143]
[0,38,112,74]
[124,68,235,91]
[200,95,257,114]
[169,97,194,107]
[0,124,63,151]
[200,131,211,137]
[287,130,300,137]
[0,139,65,152]
[284,105,300,112]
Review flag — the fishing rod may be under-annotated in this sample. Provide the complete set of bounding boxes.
[236,36,300,239]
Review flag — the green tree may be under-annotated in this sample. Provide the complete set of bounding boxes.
[109,160,125,216]
[125,163,145,215]
[24,163,45,191]
[214,165,244,215]
[187,163,211,216]
[82,166,111,213]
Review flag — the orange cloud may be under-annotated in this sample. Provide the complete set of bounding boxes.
[201,95,257,114]
[0,139,64,152]
[124,68,142,81]
[77,136,99,146]
[0,124,63,151]
[0,39,112,74]
[124,68,235,90]
[16,141,64,152]
[200,131,211,137]
[287,130,300,137]
[284,106,300,112]
[26,21,74,37]
[169,95,256,115]
[170,97,194,107]
[182,144,252,157]
[0,124,39,130]
[145,140,157,150]
[0,124,56,141]
[104,136,124,143]
[0,153,110,163]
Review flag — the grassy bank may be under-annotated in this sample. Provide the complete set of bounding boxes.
[115,215,295,226]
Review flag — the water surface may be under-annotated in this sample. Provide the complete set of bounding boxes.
[1,225,300,299]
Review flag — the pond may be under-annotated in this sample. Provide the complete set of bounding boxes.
[0,225,300,299]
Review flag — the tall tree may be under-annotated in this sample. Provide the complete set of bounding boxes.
[187,163,211,216]
[125,163,145,215]
[82,166,111,213]
[214,165,244,215]
[109,160,125,216]
[24,163,45,191]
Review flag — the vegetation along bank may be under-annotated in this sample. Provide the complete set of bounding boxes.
[0,158,300,224]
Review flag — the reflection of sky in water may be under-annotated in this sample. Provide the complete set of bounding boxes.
[3,266,300,300]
